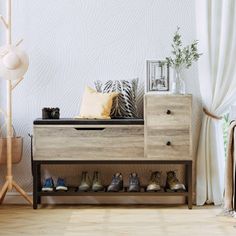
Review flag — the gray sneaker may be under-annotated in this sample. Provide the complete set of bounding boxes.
[128,173,141,192]
[79,171,91,191]
[107,173,123,192]
[92,171,104,192]
[146,171,161,191]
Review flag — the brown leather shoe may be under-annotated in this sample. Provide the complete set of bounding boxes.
[146,171,161,191]
[166,171,186,191]
[92,171,104,192]
[79,171,91,191]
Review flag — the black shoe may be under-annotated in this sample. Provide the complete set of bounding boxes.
[107,173,123,192]
[92,171,104,192]
[146,171,161,192]
[128,173,140,192]
[78,171,91,191]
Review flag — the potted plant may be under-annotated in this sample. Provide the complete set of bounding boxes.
[166,27,202,94]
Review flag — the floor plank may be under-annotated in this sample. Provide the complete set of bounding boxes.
[0,205,235,236]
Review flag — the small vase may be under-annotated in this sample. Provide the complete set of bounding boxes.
[172,67,186,94]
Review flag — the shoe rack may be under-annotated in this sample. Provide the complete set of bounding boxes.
[32,160,192,210]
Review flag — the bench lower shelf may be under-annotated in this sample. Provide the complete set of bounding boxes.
[39,187,189,197]
[33,160,192,210]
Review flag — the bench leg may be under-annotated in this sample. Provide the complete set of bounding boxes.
[37,164,41,205]
[187,162,192,209]
[33,162,38,209]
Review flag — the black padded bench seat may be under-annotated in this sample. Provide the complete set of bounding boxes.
[33,118,144,125]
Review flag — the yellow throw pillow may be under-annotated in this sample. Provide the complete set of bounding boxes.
[76,86,118,119]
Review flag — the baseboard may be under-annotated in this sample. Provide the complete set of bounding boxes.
[3,192,186,205]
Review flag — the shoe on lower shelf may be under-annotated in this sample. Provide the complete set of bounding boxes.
[79,171,91,191]
[166,171,186,191]
[56,178,68,191]
[42,177,54,192]
[92,171,104,192]
[146,171,161,192]
[128,173,140,192]
[107,173,123,192]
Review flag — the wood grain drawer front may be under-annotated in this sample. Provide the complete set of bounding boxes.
[145,95,192,128]
[146,129,191,160]
[33,125,144,161]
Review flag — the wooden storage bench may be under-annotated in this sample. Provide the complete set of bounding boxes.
[32,118,192,210]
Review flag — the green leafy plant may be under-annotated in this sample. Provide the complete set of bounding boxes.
[166,27,202,69]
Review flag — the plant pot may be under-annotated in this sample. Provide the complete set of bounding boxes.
[172,68,186,94]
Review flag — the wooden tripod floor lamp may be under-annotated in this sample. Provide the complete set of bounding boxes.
[0,0,32,205]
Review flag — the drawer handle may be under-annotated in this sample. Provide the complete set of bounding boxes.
[166,109,171,115]
[74,128,105,131]
[166,141,171,146]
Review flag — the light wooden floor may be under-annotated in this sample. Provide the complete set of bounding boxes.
[0,205,235,236]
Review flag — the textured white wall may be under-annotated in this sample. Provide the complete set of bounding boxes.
[0,0,202,202]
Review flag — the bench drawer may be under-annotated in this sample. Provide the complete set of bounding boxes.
[33,125,144,161]
[145,128,191,160]
[145,95,191,129]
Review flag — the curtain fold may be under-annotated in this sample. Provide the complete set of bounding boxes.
[195,0,236,205]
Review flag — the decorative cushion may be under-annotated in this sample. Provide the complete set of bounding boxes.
[76,86,118,119]
[94,78,139,118]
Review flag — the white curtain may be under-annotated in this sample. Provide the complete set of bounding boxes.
[195,0,236,205]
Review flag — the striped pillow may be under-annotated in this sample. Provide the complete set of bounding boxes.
[94,78,139,118]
